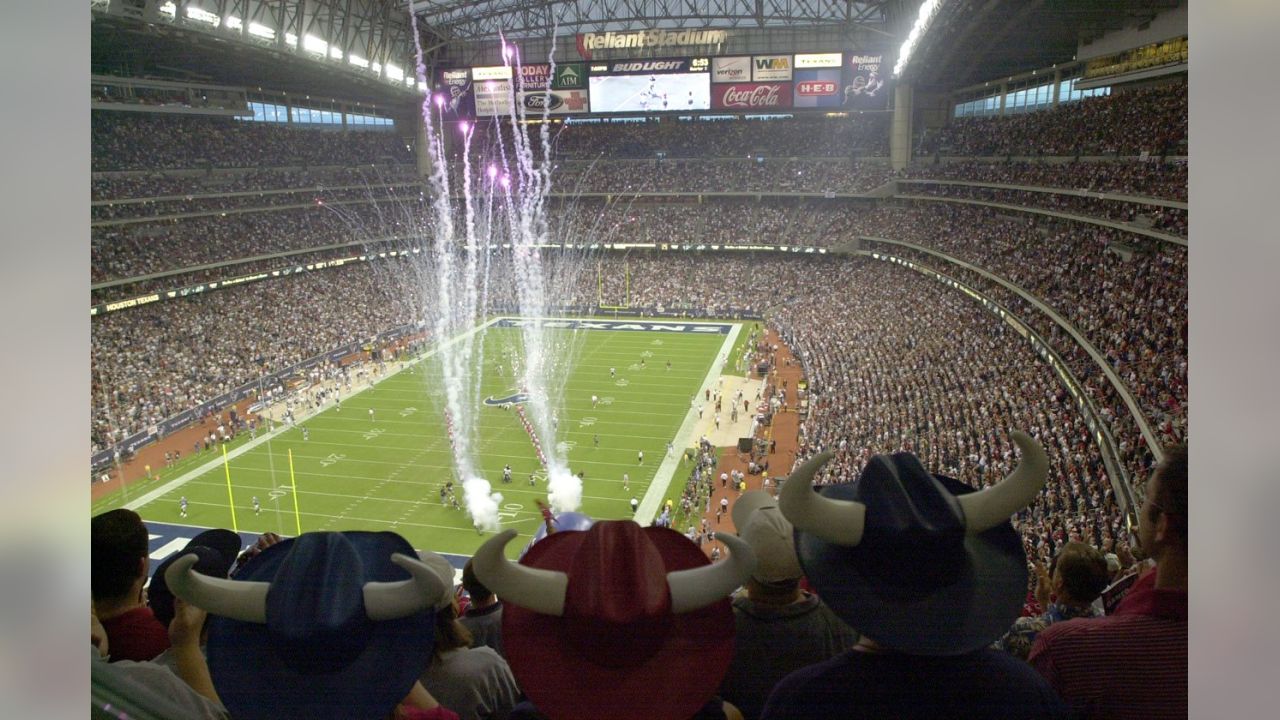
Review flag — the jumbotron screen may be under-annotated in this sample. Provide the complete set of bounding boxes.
[589,73,710,112]
[587,58,712,113]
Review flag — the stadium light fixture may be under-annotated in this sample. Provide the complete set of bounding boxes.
[224,15,242,31]
[186,6,219,25]
[349,54,370,68]
[386,64,405,82]
[894,0,948,78]
[329,47,344,60]
[159,2,176,19]
[303,34,327,55]
[248,22,275,40]
[285,32,299,47]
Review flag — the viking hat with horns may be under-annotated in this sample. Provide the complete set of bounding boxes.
[165,531,447,720]
[471,520,755,720]
[778,430,1049,655]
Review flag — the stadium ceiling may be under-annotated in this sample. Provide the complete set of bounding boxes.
[902,0,1184,90]
[409,0,904,44]
[93,0,422,106]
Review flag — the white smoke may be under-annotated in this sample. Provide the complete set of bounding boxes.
[463,477,504,533]
[546,468,582,514]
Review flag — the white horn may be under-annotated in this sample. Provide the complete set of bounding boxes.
[777,452,867,546]
[667,532,756,613]
[957,430,1049,534]
[363,553,448,621]
[165,553,269,623]
[470,529,568,616]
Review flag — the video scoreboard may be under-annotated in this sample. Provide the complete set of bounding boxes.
[432,50,890,119]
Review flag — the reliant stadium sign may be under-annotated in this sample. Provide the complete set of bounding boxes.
[576,29,729,59]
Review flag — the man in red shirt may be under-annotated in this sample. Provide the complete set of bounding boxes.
[92,508,170,661]
[1030,444,1187,719]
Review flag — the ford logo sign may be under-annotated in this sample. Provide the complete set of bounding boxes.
[523,92,564,111]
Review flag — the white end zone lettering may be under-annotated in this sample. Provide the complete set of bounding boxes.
[492,318,733,334]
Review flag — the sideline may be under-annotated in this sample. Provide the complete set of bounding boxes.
[636,323,742,523]
[122,316,504,511]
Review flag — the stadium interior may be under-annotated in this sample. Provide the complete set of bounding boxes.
[89,1,1189,718]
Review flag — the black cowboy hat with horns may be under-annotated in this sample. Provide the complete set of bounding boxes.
[778,430,1049,655]
[165,531,449,720]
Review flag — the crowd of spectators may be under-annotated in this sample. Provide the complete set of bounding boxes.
[550,158,892,195]
[901,159,1187,202]
[92,112,414,171]
[91,262,424,453]
[902,183,1188,236]
[920,84,1187,157]
[91,183,422,222]
[770,260,1129,574]
[458,114,892,159]
[91,201,429,283]
[92,166,421,201]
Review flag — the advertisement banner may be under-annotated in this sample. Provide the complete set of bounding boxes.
[575,29,729,60]
[793,68,844,108]
[751,55,793,81]
[711,82,793,110]
[843,53,889,110]
[711,56,751,83]
[595,57,705,75]
[553,63,587,89]
[515,63,588,92]
[434,68,474,119]
[517,64,551,90]
[474,78,513,116]
[516,88,591,114]
[589,71,710,112]
[471,65,513,81]
[793,52,843,69]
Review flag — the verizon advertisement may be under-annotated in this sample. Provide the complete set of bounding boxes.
[711,56,751,83]
[711,82,793,110]
[516,89,590,114]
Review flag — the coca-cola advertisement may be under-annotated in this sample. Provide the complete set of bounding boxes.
[711,82,793,110]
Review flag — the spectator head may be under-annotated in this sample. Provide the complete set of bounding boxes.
[471,520,755,720]
[430,594,474,658]
[1050,542,1110,606]
[732,490,804,598]
[1104,552,1122,581]
[461,558,493,603]
[1139,443,1188,561]
[165,531,448,720]
[779,431,1048,655]
[92,509,149,604]
[147,528,241,627]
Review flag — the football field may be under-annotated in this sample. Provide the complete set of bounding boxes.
[92,318,745,557]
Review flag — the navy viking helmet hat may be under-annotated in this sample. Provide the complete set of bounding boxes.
[165,531,446,720]
[778,430,1049,655]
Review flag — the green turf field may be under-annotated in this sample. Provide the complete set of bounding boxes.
[92,318,741,557]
